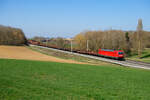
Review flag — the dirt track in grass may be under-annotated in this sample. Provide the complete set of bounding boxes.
[0,46,87,64]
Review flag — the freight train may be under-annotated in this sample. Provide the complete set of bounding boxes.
[28,40,125,60]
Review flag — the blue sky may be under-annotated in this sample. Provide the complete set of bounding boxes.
[0,0,150,38]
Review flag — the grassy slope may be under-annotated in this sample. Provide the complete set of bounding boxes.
[0,59,150,100]
[128,48,150,63]
[28,46,108,65]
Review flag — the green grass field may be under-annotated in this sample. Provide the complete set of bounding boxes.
[0,59,150,100]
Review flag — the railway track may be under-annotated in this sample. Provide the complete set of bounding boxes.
[30,44,150,70]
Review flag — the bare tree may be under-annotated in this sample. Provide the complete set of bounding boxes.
[74,33,86,50]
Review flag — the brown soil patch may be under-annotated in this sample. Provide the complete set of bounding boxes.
[0,46,86,64]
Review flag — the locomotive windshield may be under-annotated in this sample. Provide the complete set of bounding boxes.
[118,52,123,55]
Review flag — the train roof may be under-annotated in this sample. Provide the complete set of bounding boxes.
[101,49,114,51]
[100,49,123,52]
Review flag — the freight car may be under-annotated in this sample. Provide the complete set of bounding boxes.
[28,40,40,45]
[98,49,124,60]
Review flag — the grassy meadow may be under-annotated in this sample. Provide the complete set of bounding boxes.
[0,59,150,100]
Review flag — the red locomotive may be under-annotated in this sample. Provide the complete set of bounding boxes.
[98,49,124,59]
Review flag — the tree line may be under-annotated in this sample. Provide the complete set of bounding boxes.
[74,30,150,56]
[31,36,71,48]
[74,19,150,57]
[0,25,27,45]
